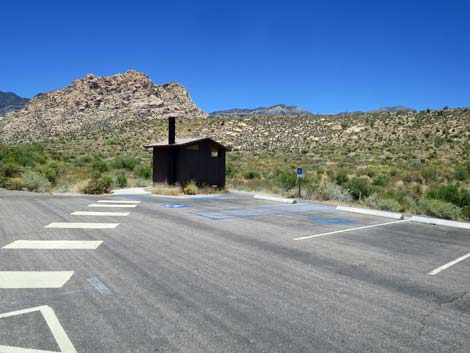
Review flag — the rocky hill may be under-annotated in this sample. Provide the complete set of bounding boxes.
[0,92,29,117]
[211,104,311,117]
[0,70,207,142]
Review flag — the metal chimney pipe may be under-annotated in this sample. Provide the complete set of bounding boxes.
[168,116,176,145]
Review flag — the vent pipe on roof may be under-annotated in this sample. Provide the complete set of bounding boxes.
[168,116,176,145]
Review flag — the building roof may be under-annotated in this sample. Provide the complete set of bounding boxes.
[144,137,226,149]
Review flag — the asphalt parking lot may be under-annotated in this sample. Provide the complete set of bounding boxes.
[0,188,469,353]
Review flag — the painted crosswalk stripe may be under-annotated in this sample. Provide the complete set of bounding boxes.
[3,240,103,249]
[45,222,119,229]
[0,271,74,288]
[98,200,140,204]
[71,211,130,216]
[88,204,137,208]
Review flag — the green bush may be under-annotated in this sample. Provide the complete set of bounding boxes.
[272,169,297,191]
[91,159,109,173]
[111,157,138,171]
[427,185,470,208]
[225,163,238,178]
[372,175,390,187]
[377,198,404,212]
[39,163,60,184]
[73,155,93,167]
[0,162,23,178]
[347,177,373,200]
[20,171,51,192]
[413,199,461,220]
[243,170,261,180]
[453,164,470,181]
[462,207,470,220]
[334,172,349,186]
[1,144,46,167]
[83,173,113,194]
[420,167,440,183]
[134,165,151,180]
[115,174,128,188]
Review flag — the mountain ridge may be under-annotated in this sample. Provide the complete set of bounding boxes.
[211,104,312,117]
[0,91,29,117]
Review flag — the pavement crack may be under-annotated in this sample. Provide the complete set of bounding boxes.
[416,290,469,339]
[443,290,469,305]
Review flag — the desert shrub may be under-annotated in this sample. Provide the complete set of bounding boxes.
[83,173,113,194]
[183,181,198,195]
[453,164,470,181]
[225,163,238,178]
[413,199,461,220]
[334,172,349,186]
[39,163,60,184]
[111,157,138,171]
[347,177,373,200]
[372,175,390,187]
[5,177,27,190]
[427,185,470,208]
[312,180,353,202]
[0,162,23,178]
[377,198,404,212]
[134,165,151,179]
[243,170,261,180]
[272,169,297,191]
[91,159,109,173]
[2,143,46,167]
[20,171,51,192]
[73,154,93,167]
[462,207,470,220]
[420,167,440,183]
[115,174,128,188]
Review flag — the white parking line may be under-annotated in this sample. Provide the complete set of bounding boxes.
[88,204,137,208]
[293,220,410,240]
[0,305,77,353]
[98,200,140,204]
[3,240,103,249]
[45,222,119,229]
[428,253,470,276]
[71,211,130,216]
[0,271,74,288]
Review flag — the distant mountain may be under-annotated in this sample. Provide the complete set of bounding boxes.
[0,92,29,117]
[211,104,312,117]
[371,106,416,113]
[1,70,207,142]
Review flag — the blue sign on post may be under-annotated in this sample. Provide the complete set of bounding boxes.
[297,167,303,198]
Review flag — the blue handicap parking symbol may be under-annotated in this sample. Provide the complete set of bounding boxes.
[308,217,357,225]
[164,204,191,209]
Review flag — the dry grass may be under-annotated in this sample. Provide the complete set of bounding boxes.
[151,183,184,196]
[151,182,227,196]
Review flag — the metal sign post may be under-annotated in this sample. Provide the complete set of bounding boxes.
[297,167,303,198]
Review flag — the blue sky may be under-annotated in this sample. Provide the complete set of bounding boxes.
[1,0,469,114]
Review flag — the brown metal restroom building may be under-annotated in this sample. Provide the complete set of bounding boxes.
[144,117,227,187]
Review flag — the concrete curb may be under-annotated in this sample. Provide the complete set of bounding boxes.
[336,206,404,220]
[112,187,151,195]
[410,216,470,230]
[254,195,297,204]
